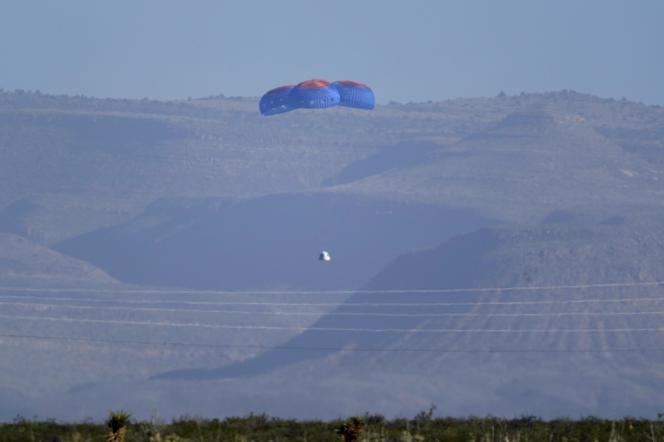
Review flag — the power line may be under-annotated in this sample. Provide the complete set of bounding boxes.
[0,280,662,297]
[1,294,663,308]
[3,300,664,319]
[1,332,664,354]
[1,313,663,333]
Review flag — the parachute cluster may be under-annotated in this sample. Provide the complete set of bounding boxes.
[259,79,375,116]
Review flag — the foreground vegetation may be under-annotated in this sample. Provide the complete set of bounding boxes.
[2,412,664,442]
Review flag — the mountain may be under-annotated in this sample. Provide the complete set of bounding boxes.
[0,90,507,245]
[0,233,117,286]
[3,90,663,247]
[13,88,663,291]
[2,89,664,419]
[152,223,664,417]
[334,97,664,221]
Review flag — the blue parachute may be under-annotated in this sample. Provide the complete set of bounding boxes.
[331,80,375,110]
[259,85,294,116]
[259,79,374,116]
[289,79,340,109]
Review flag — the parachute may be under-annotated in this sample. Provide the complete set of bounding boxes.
[331,80,375,110]
[289,79,340,109]
[259,79,374,116]
[259,85,294,116]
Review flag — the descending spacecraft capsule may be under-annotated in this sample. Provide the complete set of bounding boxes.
[319,250,331,262]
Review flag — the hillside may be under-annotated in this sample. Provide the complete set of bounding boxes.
[0,90,507,245]
[334,100,664,221]
[0,233,117,286]
[1,89,659,290]
[2,90,664,246]
[152,224,664,418]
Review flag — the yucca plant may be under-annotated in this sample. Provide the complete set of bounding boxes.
[106,410,131,442]
[336,417,364,442]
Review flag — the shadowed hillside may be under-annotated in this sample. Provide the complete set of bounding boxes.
[56,193,491,290]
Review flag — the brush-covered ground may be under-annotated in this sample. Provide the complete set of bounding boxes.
[1,412,663,442]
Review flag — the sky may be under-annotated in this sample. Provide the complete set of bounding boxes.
[0,0,662,104]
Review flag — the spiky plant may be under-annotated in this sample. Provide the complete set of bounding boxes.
[106,410,131,442]
[336,417,364,442]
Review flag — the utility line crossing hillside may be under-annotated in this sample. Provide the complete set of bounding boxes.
[1,282,663,354]
[2,299,664,317]
[1,294,663,308]
[0,280,662,296]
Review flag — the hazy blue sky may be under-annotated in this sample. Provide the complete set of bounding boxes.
[1,1,662,104]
